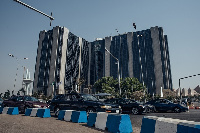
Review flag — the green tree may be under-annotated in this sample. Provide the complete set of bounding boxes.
[93,77,119,97]
[17,91,20,95]
[19,88,26,96]
[3,90,11,99]
[93,77,145,98]
[120,77,145,98]
[12,90,14,95]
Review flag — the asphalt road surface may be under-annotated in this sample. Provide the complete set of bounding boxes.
[0,110,200,133]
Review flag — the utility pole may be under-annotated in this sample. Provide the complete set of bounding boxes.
[13,0,54,26]
[105,47,121,95]
[179,73,200,104]
[8,54,28,90]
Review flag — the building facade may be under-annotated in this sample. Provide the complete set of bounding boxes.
[33,26,173,96]
[91,26,172,95]
[33,26,90,96]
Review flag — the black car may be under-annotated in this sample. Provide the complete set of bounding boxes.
[146,99,188,113]
[104,98,145,115]
[130,100,155,113]
[49,93,122,116]
[0,98,3,108]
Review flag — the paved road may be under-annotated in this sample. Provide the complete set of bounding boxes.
[0,110,200,133]
[0,114,108,133]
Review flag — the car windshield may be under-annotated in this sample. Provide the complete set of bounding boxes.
[24,96,39,101]
[81,94,98,101]
[123,99,138,104]
[166,100,173,104]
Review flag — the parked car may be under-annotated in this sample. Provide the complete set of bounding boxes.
[104,98,145,115]
[2,95,49,113]
[130,100,155,113]
[49,92,122,116]
[0,98,3,107]
[145,99,188,113]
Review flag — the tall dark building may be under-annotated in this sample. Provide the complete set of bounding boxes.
[33,26,172,96]
[33,26,90,96]
[90,26,172,95]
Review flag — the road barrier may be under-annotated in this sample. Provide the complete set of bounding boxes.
[25,108,51,118]
[58,110,87,123]
[0,107,19,115]
[88,112,109,130]
[107,114,133,133]
[58,110,74,121]
[71,111,87,123]
[87,112,133,133]
[87,112,97,127]
[141,116,200,133]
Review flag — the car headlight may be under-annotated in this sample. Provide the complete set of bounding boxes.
[139,105,145,108]
[119,106,121,109]
[101,105,111,109]
[34,105,41,108]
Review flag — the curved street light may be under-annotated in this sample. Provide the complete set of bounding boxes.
[105,47,121,95]
[8,54,28,90]
[179,73,200,104]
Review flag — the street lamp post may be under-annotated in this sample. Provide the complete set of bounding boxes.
[179,73,200,104]
[105,47,121,95]
[8,54,28,91]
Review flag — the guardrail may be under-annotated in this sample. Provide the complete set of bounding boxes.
[57,110,133,132]
[58,110,87,123]
[0,107,19,115]
[141,116,200,133]
[87,112,133,132]
[25,108,51,118]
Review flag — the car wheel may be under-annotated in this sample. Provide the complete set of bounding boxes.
[146,107,151,113]
[23,106,29,113]
[54,107,60,117]
[174,107,181,113]
[3,104,8,107]
[153,106,157,112]
[132,107,139,115]
[86,107,96,114]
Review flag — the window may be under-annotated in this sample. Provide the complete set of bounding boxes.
[64,95,71,101]
[17,96,23,101]
[72,95,78,101]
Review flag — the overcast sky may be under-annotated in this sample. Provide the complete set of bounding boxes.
[0,0,200,94]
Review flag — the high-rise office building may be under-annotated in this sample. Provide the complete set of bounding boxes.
[90,26,172,95]
[33,26,90,96]
[33,26,172,96]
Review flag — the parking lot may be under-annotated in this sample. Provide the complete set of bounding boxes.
[0,110,200,133]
